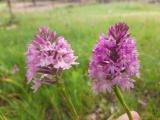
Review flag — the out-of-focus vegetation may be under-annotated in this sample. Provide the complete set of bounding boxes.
[1,0,160,3]
[0,2,160,120]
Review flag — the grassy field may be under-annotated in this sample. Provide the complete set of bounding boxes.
[0,2,160,120]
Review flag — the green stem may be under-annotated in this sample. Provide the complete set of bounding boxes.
[56,76,79,120]
[113,86,133,120]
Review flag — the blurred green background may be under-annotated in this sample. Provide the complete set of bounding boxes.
[0,0,160,120]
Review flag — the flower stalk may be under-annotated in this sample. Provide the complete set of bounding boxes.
[113,85,133,120]
[56,76,79,120]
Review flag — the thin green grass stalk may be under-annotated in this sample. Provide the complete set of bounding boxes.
[56,76,79,120]
[0,112,8,120]
[113,85,133,120]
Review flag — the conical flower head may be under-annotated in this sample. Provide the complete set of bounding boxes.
[89,23,139,93]
[26,27,78,92]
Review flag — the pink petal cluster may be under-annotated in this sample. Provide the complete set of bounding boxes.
[89,23,139,93]
[26,27,78,92]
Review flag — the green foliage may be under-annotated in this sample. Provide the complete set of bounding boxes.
[0,2,160,120]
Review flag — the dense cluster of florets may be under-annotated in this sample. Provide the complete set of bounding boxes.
[89,23,139,93]
[26,27,78,91]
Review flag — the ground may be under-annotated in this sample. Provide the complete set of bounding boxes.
[0,2,160,120]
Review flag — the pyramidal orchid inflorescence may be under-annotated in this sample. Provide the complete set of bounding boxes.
[26,27,78,92]
[89,22,140,93]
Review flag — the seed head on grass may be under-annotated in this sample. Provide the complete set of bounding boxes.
[89,23,139,93]
[26,27,78,92]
